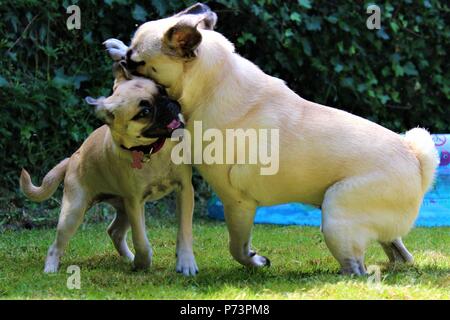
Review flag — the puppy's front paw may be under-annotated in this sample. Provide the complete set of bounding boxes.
[133,253,152,271]
[176,251,199,276]
[103,38,129,62]
[122,251,135,262]
[44,257,60,273]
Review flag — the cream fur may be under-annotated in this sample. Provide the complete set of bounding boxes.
[125,8,439,274]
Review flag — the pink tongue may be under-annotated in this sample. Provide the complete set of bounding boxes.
[167,119,181,130]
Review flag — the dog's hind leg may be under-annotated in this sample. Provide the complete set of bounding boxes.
[107,199,134,262]
[321,215,370,276]
[124,200,152,270]
[321,178,381,276]
[44,184,87,273]
[379,238,414,264]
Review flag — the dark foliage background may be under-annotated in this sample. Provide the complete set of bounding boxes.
[0,0,448,228]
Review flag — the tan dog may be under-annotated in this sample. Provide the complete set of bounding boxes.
[20,66,198,276]
[108,3,439,275]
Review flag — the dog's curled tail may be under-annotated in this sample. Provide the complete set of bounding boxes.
[20,158,70,202]
[404,128,439,193]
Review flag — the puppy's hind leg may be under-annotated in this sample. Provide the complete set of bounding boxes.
[44,185,87,273]
[107,199,134,262]
[379,238,414,264]
[125,200,152,270]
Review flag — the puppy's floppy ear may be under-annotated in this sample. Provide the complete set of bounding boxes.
[85,96,115,124]
[112,61,133,90]
[175,3,218,30]
[163,22,202,59]
[103,38,133,90]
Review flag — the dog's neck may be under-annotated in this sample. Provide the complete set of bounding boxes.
[172,31,269,125]
[106,127,163,163]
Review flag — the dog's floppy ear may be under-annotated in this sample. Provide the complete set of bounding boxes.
[174,3,218,30]
[85,96,115,124]
[103,39,133,90]
[165,3,219,59]
[112,61,133,90]
[163,22,202,59]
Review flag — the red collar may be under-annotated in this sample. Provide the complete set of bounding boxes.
[121,138,166,169]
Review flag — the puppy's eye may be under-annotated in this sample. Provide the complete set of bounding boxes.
[133,108,152,120]
[132,101,154,120]
[139,108,152,117]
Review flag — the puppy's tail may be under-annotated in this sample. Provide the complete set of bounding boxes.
[20,158,70,202]
[403,128,439,193]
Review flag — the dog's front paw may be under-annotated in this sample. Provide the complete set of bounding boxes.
[133,252,152,271]
[176,251,199,276]
[248,251,271,268]
[44,256,60,273]
[103,38,129,62]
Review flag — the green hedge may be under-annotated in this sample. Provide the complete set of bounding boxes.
[0,0,448,225]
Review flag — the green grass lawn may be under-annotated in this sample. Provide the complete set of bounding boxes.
[0,216,449,300]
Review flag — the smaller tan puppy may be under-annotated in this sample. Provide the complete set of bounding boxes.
[20,67,198,276]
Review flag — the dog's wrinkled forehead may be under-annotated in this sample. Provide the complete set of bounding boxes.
[114,78,158,97]
[130,19,170,58]
[106,78,158,111]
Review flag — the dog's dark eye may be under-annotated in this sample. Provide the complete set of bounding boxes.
[132,101,154,120]
[134,108,152,120]
[139,108,151,117]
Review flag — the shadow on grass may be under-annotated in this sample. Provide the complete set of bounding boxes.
[67,252,450,286]
[2,249,449,299]
[2,221,448,298]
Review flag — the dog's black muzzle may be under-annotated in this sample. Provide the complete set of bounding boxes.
[142,96,184,139]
